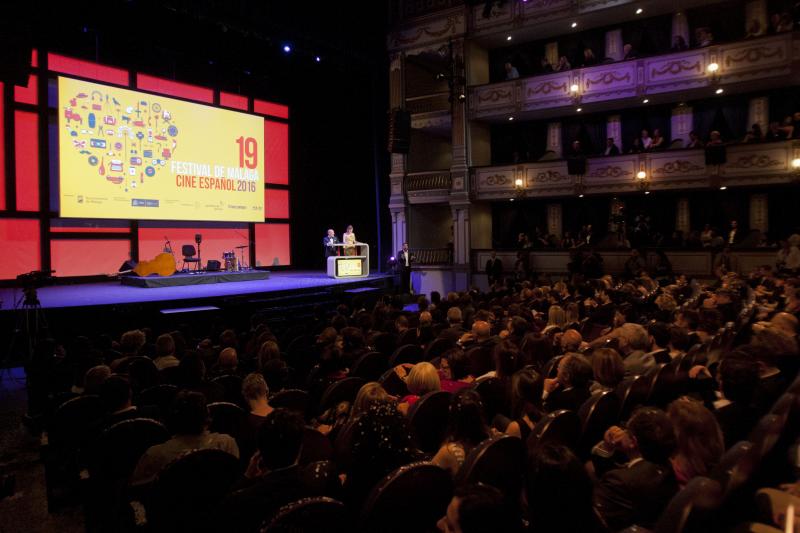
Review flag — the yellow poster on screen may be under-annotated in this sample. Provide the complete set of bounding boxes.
[58,77,264,222]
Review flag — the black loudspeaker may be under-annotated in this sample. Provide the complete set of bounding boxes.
[387,109,411,154]
[0,22,32,87]
[206,260,221,272]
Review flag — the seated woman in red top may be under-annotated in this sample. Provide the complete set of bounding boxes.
[438,348,475,393]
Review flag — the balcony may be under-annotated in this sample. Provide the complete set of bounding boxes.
[406,171,452,203]
[473,140,800,200]
[469,33,799,121]
[413,247,454,265]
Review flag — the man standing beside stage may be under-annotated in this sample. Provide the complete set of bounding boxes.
[398,242,416,294]
[486,251,503,286]
[323,229,339,261]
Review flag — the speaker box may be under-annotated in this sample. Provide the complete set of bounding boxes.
[0,22,32,87]
[387,109,411,154]
[206,260,221,272]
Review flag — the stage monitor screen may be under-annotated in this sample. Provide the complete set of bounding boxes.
[336,258,363,277]
[58,77,264,222]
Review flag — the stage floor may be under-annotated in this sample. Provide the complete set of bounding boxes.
[0,271,393,310]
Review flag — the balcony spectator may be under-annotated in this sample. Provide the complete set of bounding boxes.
[640,129,653,150]
[539,57,553,73]
[554,55,571,72]
[628,136,643,154]
[518,232,532,249]
[671,35,688,51]
[622,43,637,60]
[686,130,703,149]
[776,12,794,32]
[604,137,620,156]
[561,231,577,249]
[778,116,795,139]
[742,123,763,143]
[707,130,723,145]
[700,224,714,248]
[649,128,665,151]
[695,27,714,47]
[776,240,800,273]
[745,18,765,38]
[582,47,598,67]
[504,61,519,80]
[765,121,784,141]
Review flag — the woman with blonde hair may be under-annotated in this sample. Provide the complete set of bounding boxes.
[349,382,390,422]
[398,362,441,415]
[667,398,724,486]
[545,305,566,333]
[565,302,581,329]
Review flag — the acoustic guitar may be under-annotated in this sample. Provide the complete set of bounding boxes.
[113,252,177,277]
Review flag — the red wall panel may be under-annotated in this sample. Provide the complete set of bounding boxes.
[265,189,289,219]
[138,227,250,269]
[50,239,131,277]
[15,111,39,211]
[0,219,40,279]
[253,99,289,119]
[264,121,289,185]
[136,74,214,103]
[0,81,4,211]
[255,223,290,267]
[14,75,38,105]
[220,92,248,111]
[48,53,129,86]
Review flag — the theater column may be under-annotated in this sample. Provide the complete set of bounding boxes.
[745,0,768,37]
[547,204,563,240]
[605,29,623,62]
[451,39,472,290]
[671,105,693,147]
[676,198,690,235]
[606,116,622,151]
[748,97,769,137]
[749,194,768,234]
[547,122,562,156]
[672,12,690,48]
[389,51,408,253]
[545,42,558,66]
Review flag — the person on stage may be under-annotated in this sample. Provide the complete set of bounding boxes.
[343,225,357,256]
[323,229,339,259]
[398,242,416,294]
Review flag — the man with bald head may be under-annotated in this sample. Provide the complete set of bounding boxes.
[457,320,498,350]
[559,329,584,354]
[771,312,798,337]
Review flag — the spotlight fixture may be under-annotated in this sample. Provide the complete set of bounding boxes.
[636,8,643,14]
[315,56,321,63]
[716,88,724,95]
[707,62,721,84]
[506,35,513,41]
[719,186,727,190]
[571,21,578,28]
[576,107,582,112]
[570,83,582,105]
[282,44,292,53]
[644,190,650,195]
[513,177,526,199]
[578,193,584,198]
[643,98,649,104]
[508,116,515,121]
[570,84,579,93]
[636,170,649,192]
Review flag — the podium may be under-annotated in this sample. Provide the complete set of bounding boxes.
[326,243,370,279]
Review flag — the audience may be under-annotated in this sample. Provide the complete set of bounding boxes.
[431,389,491,476]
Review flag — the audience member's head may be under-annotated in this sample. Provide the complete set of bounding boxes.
[510,367,544,420]
[591,347,625,390]
[446,388,490,447]
[493,341,519,379]
[560,329,583,352]
[168,390,208,435]
[351,382,390,421]
[438,484,509,533]
[648,322,671,350]
[99,374,132,413]
[626,407,676,465]
[718,353,760,403]
[557,354,592,389]
[217,347,238,371]
[84,365,112,395]
[256,408,305,471]
[120,329,146,355]
[616,323,650,354]
[155,333,176,358]
[444,347,472,381]
[242,372,269,404]
[406,361,441,396]
[447,306,463,326]
[667,398,724,479]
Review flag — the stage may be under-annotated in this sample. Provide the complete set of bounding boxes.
[0,270,395,311]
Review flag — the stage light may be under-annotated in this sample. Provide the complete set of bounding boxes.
[578,194,584,198]
[390,256,395,261]
[315,56,321,63]
[720,186,727,190]
[282,44,292,53]
[570,84,579,93]
[792,158,800,169]
[636,8,643,14]
[644,190,650,195]
[716,88,724,94]
[637,171,647,180]
[515,178,524,187]
[707,62,719,73]
[571,22,578,28]
[510,198,515,202]
[643,98,649,103]
[576,107,582,112]
[507,35,513,41]
[508,116,514,121]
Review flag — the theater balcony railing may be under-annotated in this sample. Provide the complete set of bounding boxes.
[406,171,453,203]
[406,92,451,114]
[469,33,799,120]
[413,247,454,265]
[472,140,800,200]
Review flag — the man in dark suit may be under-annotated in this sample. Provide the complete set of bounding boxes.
[543,354,592,412]
[397,242,416,294]
[485,251,503,286]
[322,228,339,259]
[594,407,678,531]
[604,137,620,156]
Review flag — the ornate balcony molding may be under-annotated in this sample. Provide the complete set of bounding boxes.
[471,141,800,200]
[406,171,453,204]
[389,9,465,53]
[470,33,798,119]
[413,247,454,265]
[406,92,451,114]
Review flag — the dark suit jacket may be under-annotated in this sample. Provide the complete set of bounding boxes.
[397,250,415,271]
[714,401,761,448]
[485,258,503,280]
[323,236,339,257]
[594,459,678,531]
[605,144,620,156]
[543,385,591,413]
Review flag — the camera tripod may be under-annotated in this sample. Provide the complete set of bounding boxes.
[1,286,48,386]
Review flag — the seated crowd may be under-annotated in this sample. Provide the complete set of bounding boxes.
[29,258,800,532]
